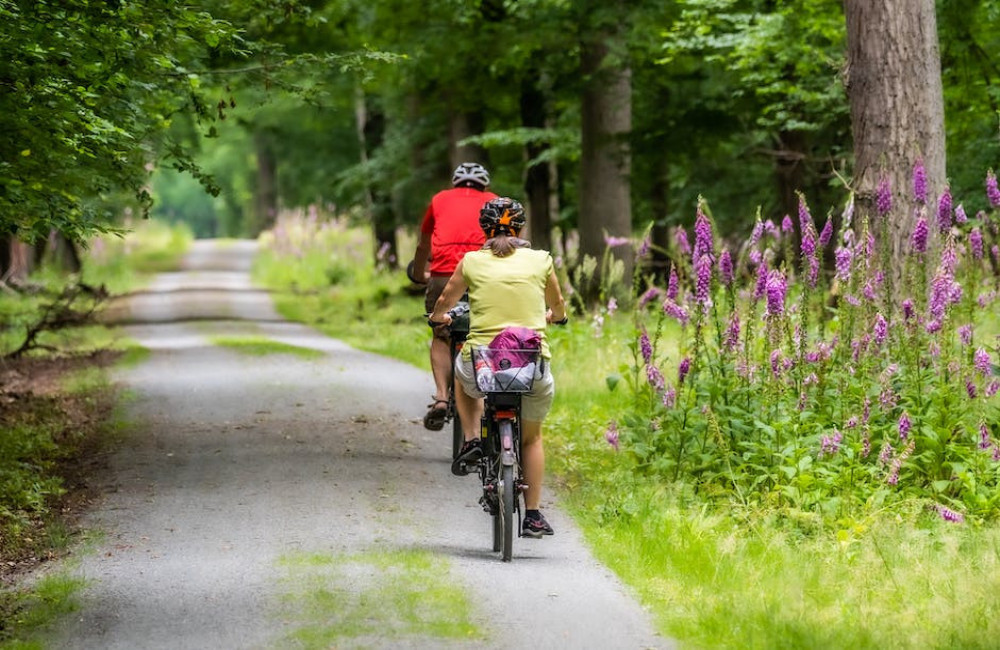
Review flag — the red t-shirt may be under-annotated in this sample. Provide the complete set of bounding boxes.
[421,187,497,276]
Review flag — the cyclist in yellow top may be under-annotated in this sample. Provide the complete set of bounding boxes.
[428,197,567,538]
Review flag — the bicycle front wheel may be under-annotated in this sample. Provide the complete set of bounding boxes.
[451,395,462,460]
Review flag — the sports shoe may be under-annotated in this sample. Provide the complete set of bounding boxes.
[451,438,482,476]
[522,511,554,538]
[423,399,448,431]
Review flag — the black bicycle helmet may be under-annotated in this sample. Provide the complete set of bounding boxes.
[479,197,526,238]
[452,162,491,189]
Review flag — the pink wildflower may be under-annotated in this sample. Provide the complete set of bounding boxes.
[937,186,953,233]
[913,159,927,204]
[604,421,620,451]
[911,217,929,253]
[936,505,964,524]
[876,175,892,217]
[987,169,1000,208]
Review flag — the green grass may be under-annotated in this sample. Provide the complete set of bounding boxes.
[0,572,87,649]
[275,549,481,648]
[210,335,325,360]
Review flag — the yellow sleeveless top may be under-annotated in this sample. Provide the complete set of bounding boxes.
[460,247,554,360]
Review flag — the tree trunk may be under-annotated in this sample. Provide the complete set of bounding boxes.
[579,8,633,302]
[254,128,279,235]
[448,110,488,170]
[355,91,399,270]
[42,231,82,273]
[843,0,946,263]
[520,75,553,252]
[2,238,35,285]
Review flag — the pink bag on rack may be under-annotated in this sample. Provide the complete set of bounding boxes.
[488,327,541,370]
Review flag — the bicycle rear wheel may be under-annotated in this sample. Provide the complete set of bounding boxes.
[499,464,514,561]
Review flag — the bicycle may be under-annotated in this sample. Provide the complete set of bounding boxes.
[469,345,542,562]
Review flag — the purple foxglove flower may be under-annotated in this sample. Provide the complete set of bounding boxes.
[764,219,778,238]
[724,311,741,351]
[695,254,712,306]
[770,349,782,378]
[844,294,861,307]
[966,379,977,400]
[834,246,853,283]
[605,421,620,451]
[877,175,892,217]
[993,245,1000,266]
[898,412,912,440]
[754,259,768,301]
[937,186,953,234]
[662,299,690,327]
[820,429,843,456]
[781,214,794,233]
[718,248,733,287]
[902,299,915,321]
[994,445,1000,462]
[958,325,973,346]
[667,266,679,300]
[675,227,691,256]
[694,209,713,261]
[956,204,968,224]
[639,329,653,364]
[819,217,833,247]
[604,235,631,248]
[974,348,991,375]
[750,220,764,248]
[845,416,859,429]
[863,398,871,424]
[980,422,992,451]
[970,227,984,259]
[798,194,814,233]
[988,380,1000,398]
[663,385,676,408]
[637,237,651,259]
[937,505,964,523]
[607,297,618,315]
[911,217,929,253]
[678,357,691,384]
[873,313,888,346]
[862,430,871,458]
[987,170,1000,208]
[807,255,820,289]
[878,442,893,466]
[647,363,666,392]
[926,319,942,334]
[765,270,787,317]
[913,159,927,204]
[801,227,817,258]
[638,286,663,308]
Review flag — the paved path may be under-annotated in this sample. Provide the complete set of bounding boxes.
[46,239,668,649]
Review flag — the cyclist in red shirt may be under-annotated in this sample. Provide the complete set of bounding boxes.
[409,162,498,430]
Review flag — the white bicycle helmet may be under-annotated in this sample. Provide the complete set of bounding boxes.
[451,162,491,189]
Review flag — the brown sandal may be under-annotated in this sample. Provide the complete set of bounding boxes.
[423,398,448,431]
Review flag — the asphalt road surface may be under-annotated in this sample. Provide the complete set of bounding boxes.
[43,239,669,650]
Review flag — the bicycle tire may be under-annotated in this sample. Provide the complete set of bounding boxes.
[492,494,502,553]
[451,393,462,460]
[500,464,514,561]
